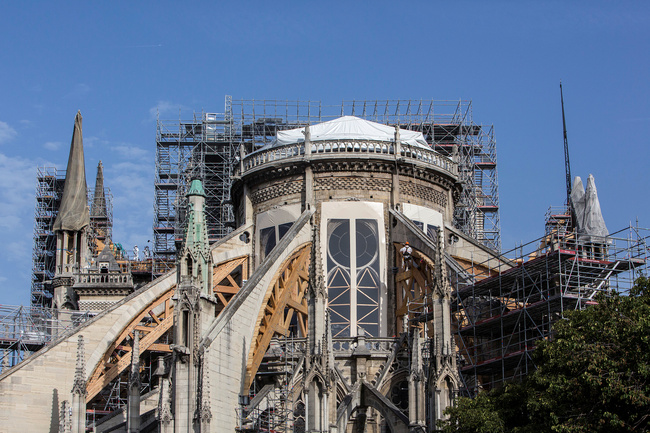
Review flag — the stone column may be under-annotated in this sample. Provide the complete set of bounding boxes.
[127,330,141,432]
[391,126,401,209]
[303,125,315,210]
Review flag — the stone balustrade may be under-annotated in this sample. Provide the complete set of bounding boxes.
[267,337,398,356]
[237,140,457,177]
[75,272,133,286]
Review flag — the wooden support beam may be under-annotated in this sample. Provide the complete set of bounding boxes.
[243,244,311,392]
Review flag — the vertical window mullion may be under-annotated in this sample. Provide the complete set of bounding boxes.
[350,219,357,337]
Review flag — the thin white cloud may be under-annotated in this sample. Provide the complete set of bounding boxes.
[64,83,91,99]
[111,144,150,162]
[0,121,17,144]
[0,154,37,270]
[43,141,62,151]
[149,101,186,121]
[84,135,110,149]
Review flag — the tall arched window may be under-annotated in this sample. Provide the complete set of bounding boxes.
[327,218,380,337]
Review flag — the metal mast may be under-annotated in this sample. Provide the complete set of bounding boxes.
[560,82,572,206]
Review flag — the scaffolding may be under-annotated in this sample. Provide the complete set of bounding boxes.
[453,216,649,396]
[31,166,114,308]
[154,97,500,274]
[0,304,91,372]
[237,336,302,433]
[154,104,236,275]
[31,167,65,308]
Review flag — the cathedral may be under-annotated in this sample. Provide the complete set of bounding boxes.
[0,111,507,432]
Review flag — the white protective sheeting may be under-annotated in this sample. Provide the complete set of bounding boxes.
[570,176,586,232]
[255,204,301,262]
[582,174,609,240]
[570,174,609,241]
[276,116,431,149]
[401,203,444,244]
[320,201,387,337]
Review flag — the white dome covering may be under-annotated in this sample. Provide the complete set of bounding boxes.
[275,115,431,149]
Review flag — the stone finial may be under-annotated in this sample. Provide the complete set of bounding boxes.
[59,400,71,433]
[71,335,86,396]
[199,350,212,424]
[324,310,335,377]
[310,224,325,298]
[158,378,173,425]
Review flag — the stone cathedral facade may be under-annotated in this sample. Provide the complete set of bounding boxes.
[0,115,500,433]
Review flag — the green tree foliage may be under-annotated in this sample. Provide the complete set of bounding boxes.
[439,277,650,433]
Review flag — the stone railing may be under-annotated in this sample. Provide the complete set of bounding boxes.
[75,272,133,286]
[265,336,399,357]
[331,337,397,355]
[237,140,457,177]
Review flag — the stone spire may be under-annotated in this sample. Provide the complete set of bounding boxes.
[180,178,212,295]
[54,111,89,232]
[91,161,106,218]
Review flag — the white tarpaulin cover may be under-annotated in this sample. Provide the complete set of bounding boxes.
[570,174,609,241]
[276,116,431,149]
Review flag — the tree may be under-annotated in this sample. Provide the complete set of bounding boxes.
[439,277,650,433]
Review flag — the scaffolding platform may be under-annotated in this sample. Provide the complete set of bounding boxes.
[454,219,649,395]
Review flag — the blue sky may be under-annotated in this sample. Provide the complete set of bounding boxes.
[0,1,648,306]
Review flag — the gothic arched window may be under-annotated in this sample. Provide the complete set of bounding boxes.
[327,218,380,337]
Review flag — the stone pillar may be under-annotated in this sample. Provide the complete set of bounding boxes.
[172,285,198,433]
[352,329,370,383]
[303,125,315,210]
[408,331,426,428]
[127,330,141,432]
[392,126,401,209]
[70,335,86,433]
[243,184,254,227]
[239,144,245,175]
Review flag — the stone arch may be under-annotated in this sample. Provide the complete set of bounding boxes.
[243,243,311,392]
[85,286,176,402]
[85,255,250,405]
[336,382,409,433]
[432,368,460,422]
[379,369,410,417]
